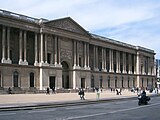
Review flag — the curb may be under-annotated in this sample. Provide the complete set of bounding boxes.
[0,94,158,112]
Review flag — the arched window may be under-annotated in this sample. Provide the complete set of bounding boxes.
[13,71,19,87]
[30,72,34,87]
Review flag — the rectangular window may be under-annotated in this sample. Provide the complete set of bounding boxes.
[108,78,110,88]
[47,53,51,64]
[100,78,103,88]
[79,57,82,67]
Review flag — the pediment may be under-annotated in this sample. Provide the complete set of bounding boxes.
[44,17,89,36]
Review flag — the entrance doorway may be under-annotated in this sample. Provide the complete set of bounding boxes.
[62,61,69,89]
[81,78,85,88]
[49,76,55,89]
[13,71,18,87]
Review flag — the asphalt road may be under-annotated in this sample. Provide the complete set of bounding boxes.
[0,96,160,120]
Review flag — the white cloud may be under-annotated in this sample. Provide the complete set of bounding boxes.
[0,0,160,58]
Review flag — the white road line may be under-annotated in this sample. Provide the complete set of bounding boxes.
[66,106,87,110]
[66,102,160,120]
[0,113,16,116]
[28,108,57,113]
[109,102,160,114]
[66,112,106,120]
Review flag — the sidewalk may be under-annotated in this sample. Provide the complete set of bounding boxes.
[0,90,158,111]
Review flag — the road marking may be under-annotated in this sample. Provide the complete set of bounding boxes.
[66,106,87,110]
[66,102,160,119]
[28,108,57,113]
[0,113,16,116]
[66,112,106,120]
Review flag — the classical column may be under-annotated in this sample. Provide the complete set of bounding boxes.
[136,51,140,87]
[116,51,120,73]
[148,57,150,75]
[123,52,127,73]
[7,27,11,63]
[96,46,98,69]
[87,43,90,68]
[58,37,61,65]
[19,30,23,64]
[104,48,107,71]
[128,54,132,74]
[34,33,38,66]
[40,32,44,64]
[1,26,6,63]
[102,48,104,70]
[109,49,113,72]
[142,57,145,75]
[84,42,87,68]
[23,31,28,65]
[93,45,96,70]
[77,41,79,66]
[73,40,76,67]
[45,34,48,63]
[134,54,136,74]
[54,36,58,65]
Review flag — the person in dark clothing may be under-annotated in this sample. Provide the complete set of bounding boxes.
[79,88,85,100]
[52,87,55,94]
[46,87,50,95]
[141,90,147,102]
[8,87,12,94]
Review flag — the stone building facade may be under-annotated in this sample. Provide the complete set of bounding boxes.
[0,9,156,92]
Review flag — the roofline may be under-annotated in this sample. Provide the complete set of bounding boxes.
[91,34,155,54]
[0,9,155,54]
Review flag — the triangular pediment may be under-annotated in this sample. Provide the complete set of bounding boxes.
[44,17,89,36]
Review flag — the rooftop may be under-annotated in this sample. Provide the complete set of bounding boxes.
[0,9,155,54]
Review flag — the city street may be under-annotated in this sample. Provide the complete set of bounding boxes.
[0,96,160,120]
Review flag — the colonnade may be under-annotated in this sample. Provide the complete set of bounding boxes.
[0,25,154,75]
[0,25,62,67]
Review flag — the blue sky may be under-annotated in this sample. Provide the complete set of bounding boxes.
[0,0,160,58]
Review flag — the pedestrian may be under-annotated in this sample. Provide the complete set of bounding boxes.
[8,87,12,94]
[46,87,50,95]
[116,89,119,95]
[96,88,100,100]
[119,88,122,95]
[78,88,85,100]
[52,87,55,94]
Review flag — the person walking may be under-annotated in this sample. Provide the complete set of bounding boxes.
[78,88,85,100]
[96,88,100,100]
[46,87,50,95]
[8,87,12,94]
[52,87,55,94]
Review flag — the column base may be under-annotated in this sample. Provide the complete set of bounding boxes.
[109,70,114,73]
[6,59,12,64]
[1,58,6,63]
[94,68,99,71]
[1,58,12,64]
[55,63,62,68]
[73,65,81,69]
[85,67,90,70]
[34,61,39,66]
[19,60,28,65]
[102,69,107,72]
[123,71,127,74]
